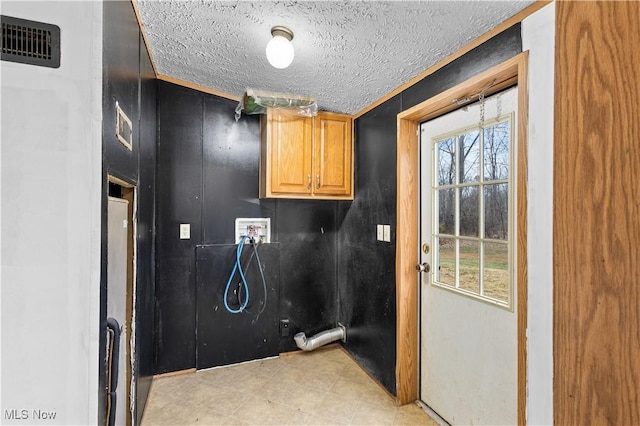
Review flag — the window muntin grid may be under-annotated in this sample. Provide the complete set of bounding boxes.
[432,115,513,309]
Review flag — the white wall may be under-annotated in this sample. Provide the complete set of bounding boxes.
[0,2,103,425]
[522,3,555,425]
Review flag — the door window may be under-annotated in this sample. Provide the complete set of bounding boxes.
[432,116,513,308]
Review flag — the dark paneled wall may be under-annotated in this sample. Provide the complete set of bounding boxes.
[337,95,401,393]
[155,81,339,373]
[101,1,157,424]
[202,95,270,241]
[102,0,140,183]
[277,200,339,352]
[135,33,157,421]
[196,244,280,368]
[338,25,523,395]
[155,83,202,372]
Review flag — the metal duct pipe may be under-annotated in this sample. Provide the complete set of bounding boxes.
[294,324,346,352]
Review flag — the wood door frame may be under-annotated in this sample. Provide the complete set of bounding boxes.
[107,175,137,426]
[395,52,528,425]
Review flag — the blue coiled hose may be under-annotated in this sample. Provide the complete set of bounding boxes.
[223,236,250,313]
[223,236,268,318]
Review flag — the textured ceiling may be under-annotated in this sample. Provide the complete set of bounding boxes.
[136,1,534,115]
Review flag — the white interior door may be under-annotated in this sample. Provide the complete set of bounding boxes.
[107,197,129,426]
[419,87,518,425]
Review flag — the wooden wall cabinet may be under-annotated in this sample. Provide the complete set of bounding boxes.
[260,109,353,199]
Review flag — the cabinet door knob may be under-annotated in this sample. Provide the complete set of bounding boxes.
[316,175,321,189]
[307,174,312,189]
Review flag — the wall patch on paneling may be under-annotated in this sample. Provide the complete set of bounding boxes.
[116,101,133,150]
[1,15,60,68]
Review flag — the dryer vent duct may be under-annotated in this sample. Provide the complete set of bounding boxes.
[235,88,317,121]
[1,15,60,68]
[294,325,346,352]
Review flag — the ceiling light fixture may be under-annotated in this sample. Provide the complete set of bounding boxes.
[266,26,294,69]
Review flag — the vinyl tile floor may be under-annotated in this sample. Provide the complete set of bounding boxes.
[141,346,438,425]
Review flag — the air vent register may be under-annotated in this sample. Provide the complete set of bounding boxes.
[1,15,60,68]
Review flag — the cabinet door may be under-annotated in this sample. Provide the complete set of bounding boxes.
[269,111,313,194]
[313,112,353,196]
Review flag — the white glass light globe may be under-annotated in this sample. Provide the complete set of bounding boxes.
[266,35,294,69]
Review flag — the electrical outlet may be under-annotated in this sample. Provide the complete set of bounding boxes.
[280,319,290,337]
[179,223,190,239]
[377,224,384,241]
[383,225,391,242]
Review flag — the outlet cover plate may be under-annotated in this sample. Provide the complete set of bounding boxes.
[383,225,391,242]
[179,223,190,239]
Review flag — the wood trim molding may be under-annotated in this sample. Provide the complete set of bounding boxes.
[515,53,529,426]
[394,53,528,426]
[108,174,135,189]
[553,2,640,423]
[157,74,242,102]
[395,116,420,405]
[354,1,549,119]
[131,0,158,77]
[152,368,196,379]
